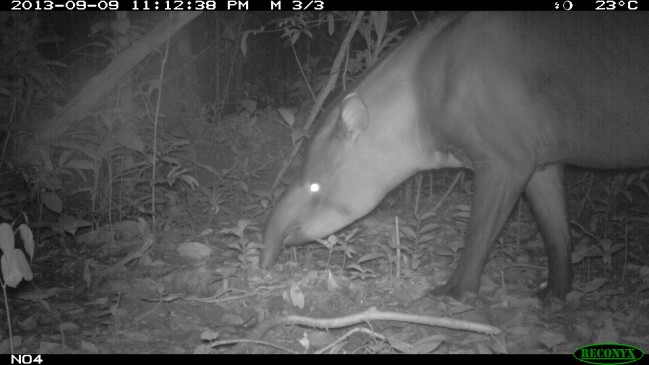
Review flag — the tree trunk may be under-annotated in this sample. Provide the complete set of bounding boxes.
[35,12,201,142]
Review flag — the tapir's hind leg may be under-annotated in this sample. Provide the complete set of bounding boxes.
[524,164,572,300]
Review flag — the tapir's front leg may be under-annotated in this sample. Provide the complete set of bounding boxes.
[430,162,533,302]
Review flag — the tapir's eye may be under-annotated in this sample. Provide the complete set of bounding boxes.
[309,182,320,193]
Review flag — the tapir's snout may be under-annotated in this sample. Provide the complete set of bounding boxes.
[260,208,306,269]
[259,186,354,269]
[259,180,350,269]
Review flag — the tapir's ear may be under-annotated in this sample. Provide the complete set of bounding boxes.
[340,93,369,139]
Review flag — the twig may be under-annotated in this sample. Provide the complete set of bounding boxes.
[226,306,500,353]
[431,171,463,214]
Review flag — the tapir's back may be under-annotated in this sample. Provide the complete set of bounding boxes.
[501,12,649,168]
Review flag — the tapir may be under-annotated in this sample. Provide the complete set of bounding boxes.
[260,12,649,302]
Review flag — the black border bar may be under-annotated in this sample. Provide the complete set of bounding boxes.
[5,0,645,11]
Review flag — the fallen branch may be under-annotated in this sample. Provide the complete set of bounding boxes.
[224,306,501,353]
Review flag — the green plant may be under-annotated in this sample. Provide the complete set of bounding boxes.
[191,167,258,223]
[315,229,358,272]
[356,244,392,276]
[222,219,261,273]
[88,14,146,58]
[567,170,649,299]
[580,171,649,238]
[346,262,378,281]
[352,213,442,280]
[399,210,440,271]
[0,221,35,354]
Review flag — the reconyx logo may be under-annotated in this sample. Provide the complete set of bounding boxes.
[574,343,644,365]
